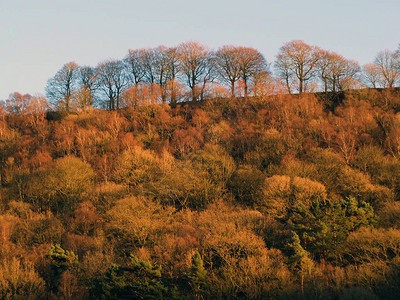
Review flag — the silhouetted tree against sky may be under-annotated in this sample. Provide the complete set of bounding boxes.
[151,46,178,103]
[177,41,212,101]
[96,59,129,110]
[215,46,242,97]
[76,66,97,110]
[42,41,400,109]
[125,48,147,86]
[46,62,78,112]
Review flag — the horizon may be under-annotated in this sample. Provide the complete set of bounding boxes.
[1,0,399,100]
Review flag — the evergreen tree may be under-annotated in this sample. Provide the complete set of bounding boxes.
[187,251,208,298]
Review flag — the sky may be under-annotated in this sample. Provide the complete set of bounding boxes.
[0,0,399,100]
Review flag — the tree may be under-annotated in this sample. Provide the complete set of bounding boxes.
[275,40,319,94]
[287,232,314,296]
[275,52,296,94]
[177,41,214,101]
[236,46,268,97]
[96,59,129,110]
[141,46,180,103]
[186,251,208,297]
[289,197,376,259]
[47,244,79,292]
[374,49,400,88]
[164,47,181,104]
[0,123,19,185]
[20,156,95,213]
[91,255,169,299]
[112,147,160,189]
[215,45,241,97]
[0,257,45,299]
[76,66,97,110]
[46,62,78,112]
[4,92,48,123]
[125,48,147,86]
[316,50,360,92]
[362,63,384,88]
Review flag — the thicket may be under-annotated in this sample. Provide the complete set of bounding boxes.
[1,89,400,299]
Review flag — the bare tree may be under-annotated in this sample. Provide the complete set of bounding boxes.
[46,62,78,112]
[375,49,400,88]
[275,40,319,94]
[236,47,267,97]
[275,54,296,95]
[215,46,241,97]
[164,47,181,104]
[362,63,383,88]
[96,59,129,110]
[76,66,97,110]
[316,49,333,92]
[316,50,360,92]
[125,46,181,104]
[152,46,180,103]
[177,41,213,101]
[125,49,147,86]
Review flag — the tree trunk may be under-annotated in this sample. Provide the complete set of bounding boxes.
[231,81,235,98]
[299,79,303,94]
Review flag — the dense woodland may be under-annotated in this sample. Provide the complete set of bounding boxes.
[1,41,400,299]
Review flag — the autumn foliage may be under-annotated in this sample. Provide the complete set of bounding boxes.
[1,40,400,299]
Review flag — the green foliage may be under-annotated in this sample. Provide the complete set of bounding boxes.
[47,244,79,292]
[289,197,377,259]
[286,232,314,295]
[47,244,78,269]
[287,232,314,275]
[91,255,169,299]
[186,251,208,296]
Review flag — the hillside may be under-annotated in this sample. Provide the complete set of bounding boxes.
[1,89,400,299]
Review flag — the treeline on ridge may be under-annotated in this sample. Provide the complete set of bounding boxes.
[13,40,398,113]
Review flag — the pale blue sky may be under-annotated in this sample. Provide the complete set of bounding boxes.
[0,0,399,100]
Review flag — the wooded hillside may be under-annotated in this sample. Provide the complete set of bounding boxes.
[1,89,400,299]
